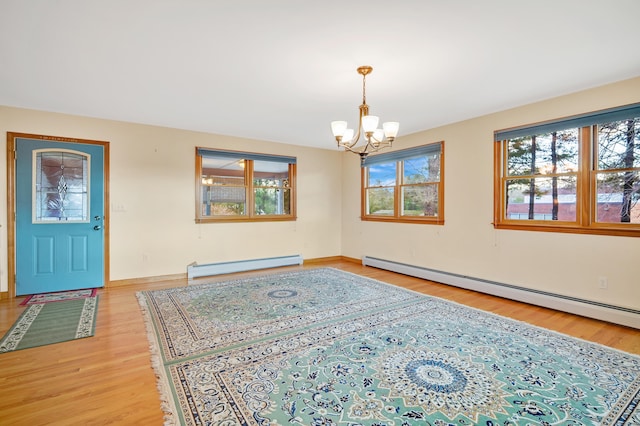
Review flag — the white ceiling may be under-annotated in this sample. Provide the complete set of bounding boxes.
[1,1,639,151]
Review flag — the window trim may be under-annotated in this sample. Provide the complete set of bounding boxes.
[361,142,445,224]
[195,147,297,223]
[493,103,640,237]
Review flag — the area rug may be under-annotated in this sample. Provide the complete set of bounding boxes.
[0,297,98,352]
[137,268,640,425]
[20,288,98,305]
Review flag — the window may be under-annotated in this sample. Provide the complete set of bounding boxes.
[361,142,444,224]
[494,103,640,237]
[196,148,296,222]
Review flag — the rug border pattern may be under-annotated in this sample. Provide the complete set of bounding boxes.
[20,288,99,305]
[0,303,44,351]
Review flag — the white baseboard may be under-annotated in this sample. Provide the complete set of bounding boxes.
[187,255,303,279]
[362,256,640,329]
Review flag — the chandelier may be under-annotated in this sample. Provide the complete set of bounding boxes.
[331,65,399,163]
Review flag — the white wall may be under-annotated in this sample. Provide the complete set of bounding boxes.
[0,107,343,288]
[341,76,640,311]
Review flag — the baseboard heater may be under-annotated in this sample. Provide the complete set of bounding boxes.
[187,255,303,279]
[362,256,640,329]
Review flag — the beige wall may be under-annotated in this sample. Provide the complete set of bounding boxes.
[342,76,640,311]
[0,108,343,288]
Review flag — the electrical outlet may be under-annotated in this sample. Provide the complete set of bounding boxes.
[598,276,608,289]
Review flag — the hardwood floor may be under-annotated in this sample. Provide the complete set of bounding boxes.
[0,259,638,425]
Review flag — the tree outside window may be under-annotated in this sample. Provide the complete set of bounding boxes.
[494,103,640,237]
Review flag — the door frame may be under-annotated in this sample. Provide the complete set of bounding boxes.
[6,132,110,299]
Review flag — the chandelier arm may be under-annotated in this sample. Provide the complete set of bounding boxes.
[341,136,390,156]
[363,139,375,153]
[341,104,366,149]
[340,132,360,150]
[342,141,376,156]
[354,137,378,155]
[340,143,361,155]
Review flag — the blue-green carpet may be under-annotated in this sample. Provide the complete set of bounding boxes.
[137,268,640,425]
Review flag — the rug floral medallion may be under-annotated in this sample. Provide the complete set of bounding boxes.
[137,268,640,425]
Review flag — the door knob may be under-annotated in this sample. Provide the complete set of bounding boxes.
[93,225,102,231]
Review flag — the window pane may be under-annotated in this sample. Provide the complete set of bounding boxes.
[505,176,577,221]
[202,155,245,171]
[507,130,579,176]
[204,186,246,216]
[201,156,246,216]
[598,118,640,170]
[253,160,290,216]
[403,153,440,184]
[253,160,289,187]
[402,184,438,217]
[368,161,396,186]
[595,171,640,223]
[35,150,88,222]
[201,157,245,185]
[366,187,394,215]
[254,188,291,215]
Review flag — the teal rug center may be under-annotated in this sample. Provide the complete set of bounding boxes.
[406,359,467,392]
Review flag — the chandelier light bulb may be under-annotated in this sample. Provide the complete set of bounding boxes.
[372,129,384,143]
[331,121,347,138]
[383,121,400,139]
[342,128,354,143]
[362,115,379,133]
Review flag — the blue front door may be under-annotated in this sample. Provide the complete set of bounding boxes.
[15,138,105,295]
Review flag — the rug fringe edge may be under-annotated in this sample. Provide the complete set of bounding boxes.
[136,292,180,426]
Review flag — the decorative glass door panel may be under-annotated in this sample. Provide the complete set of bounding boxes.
[34,149,90,223]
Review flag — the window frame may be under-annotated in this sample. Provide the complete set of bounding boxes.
[493,103,640,237]
[361,142,445,224]
[196,147,297,223]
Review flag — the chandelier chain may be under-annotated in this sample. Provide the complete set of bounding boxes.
[362,73,367,106]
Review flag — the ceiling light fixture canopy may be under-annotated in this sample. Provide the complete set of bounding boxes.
[331,65,399,164]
